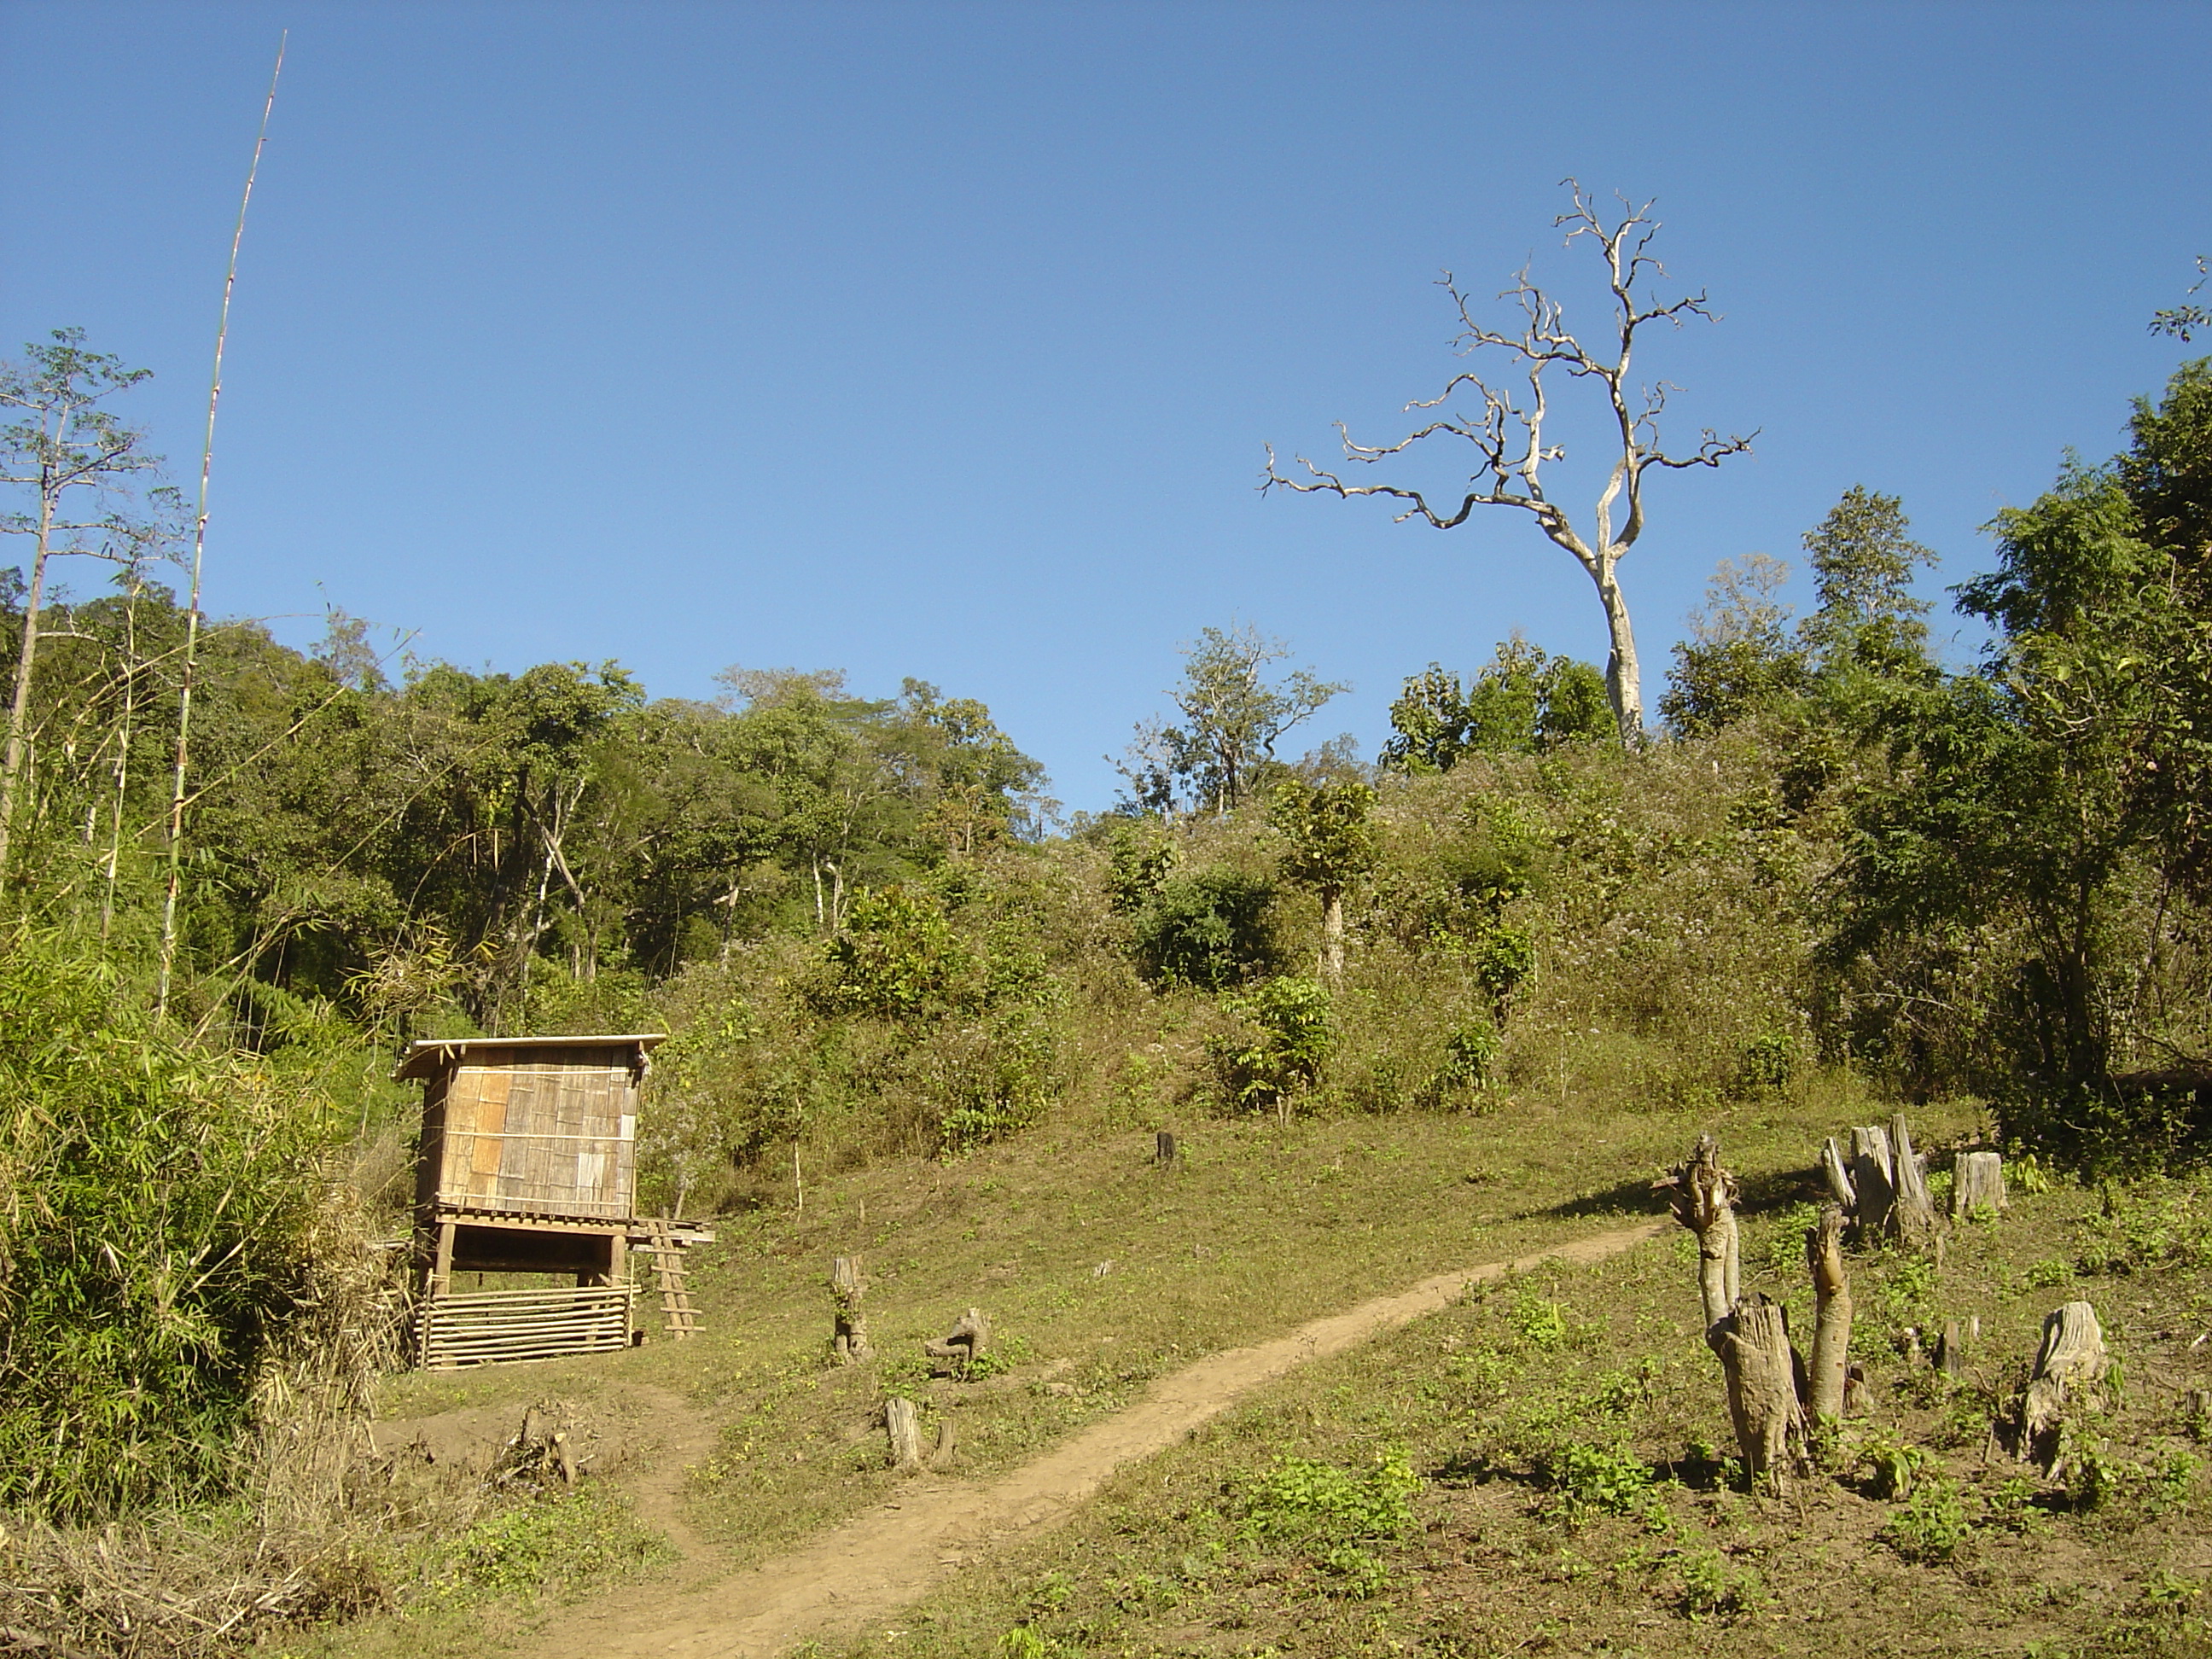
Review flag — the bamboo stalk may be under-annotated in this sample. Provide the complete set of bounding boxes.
[155,34,284,1016]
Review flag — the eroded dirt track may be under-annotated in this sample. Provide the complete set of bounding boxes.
[524,1220,1671,1659]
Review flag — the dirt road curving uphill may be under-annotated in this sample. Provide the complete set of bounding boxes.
[525,1219,1670,1659]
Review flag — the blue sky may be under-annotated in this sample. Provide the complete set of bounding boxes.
[3,2,2207,812]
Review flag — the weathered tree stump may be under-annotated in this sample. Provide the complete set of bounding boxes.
[831,1254,873,1364]
[1849,1124,1897,1238]
[1155,1130,1177,1167]
[1953,1151,2007,1218]
[885,1396,924,1472]
[1805,1206,1853,1427]
[1709,1293,1807,1494]
[1935,1320,1964,1377]
[1820,1137,1858,1211]
[1888,1115,1940,1250]
[2018,1301,2109,1470]
[925,1307,992,1377]
[928,1418,958,1470]
[1656,1134,1740,1333]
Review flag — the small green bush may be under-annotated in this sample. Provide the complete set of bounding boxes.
[1881,1477,1970,1563]
[1425,1020,1500,1105]
[1231,1450,1419,1596]
[425,1487,670,1604]
[1213,976,1331,1115]
[810,886,975,1021]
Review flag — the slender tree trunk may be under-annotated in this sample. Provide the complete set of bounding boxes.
[0,492,55,877]
[1319,886,1344,987]
[100,589,139,940]
[1592,557,1642,742]
[1806,1206,1853,1427]
[1660,1133,1740,1333]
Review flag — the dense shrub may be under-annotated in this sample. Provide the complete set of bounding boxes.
[1131,868,1279,989]
[0,940,331,1519]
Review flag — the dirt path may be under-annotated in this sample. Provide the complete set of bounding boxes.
[527,1219,1670,1659]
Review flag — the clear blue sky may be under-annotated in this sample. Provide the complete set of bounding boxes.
[3,2,2207,812]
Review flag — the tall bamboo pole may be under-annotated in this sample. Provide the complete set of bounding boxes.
[156,36,284,1016]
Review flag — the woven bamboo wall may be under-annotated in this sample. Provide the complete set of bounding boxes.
[405,1037,658,1222]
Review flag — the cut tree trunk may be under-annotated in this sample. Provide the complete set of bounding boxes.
[1805,1206,1853,1428]
[1936,1320,1964,1377]
[1849,1124,1897,1238]
[1953,1152,2007,1218]
[925,1307,991,1377]
[928,1419,957,1471]
[1657,1134,1740,1333]
[1821,1137,1858,1211]
[1888,1115,1940,1250]
[1709,1293,1807,1495]
[2019,1301,2109,1471]
[831,1254,872,1364]
[885,1397,923,1472]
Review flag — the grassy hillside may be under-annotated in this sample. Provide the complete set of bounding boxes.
[819,1155,2212,1659]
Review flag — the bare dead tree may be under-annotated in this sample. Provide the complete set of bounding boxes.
[1263,181,1754,741]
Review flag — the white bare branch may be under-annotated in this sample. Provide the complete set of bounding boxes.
[1266,180,1755,740]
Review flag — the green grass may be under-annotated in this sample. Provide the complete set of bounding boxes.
[370,1078,1918,1579]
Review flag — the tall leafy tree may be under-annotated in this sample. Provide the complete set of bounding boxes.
[1827,363,2212,1148]
[0,331,165,876]
[1120,624,1343,814]
[1269,777,1377,986]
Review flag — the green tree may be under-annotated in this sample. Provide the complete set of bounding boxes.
[1120,624,1343,814]
[1131,868,1279,989]
[1270,777,1377,985]
[0,330,165,877]
[1660,553,1807,736]
[1798,486,1939,684]
[1382,636,1611,770]
[1826,367,2212,1150]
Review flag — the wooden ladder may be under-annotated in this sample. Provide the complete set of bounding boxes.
[642,1218,701,1340]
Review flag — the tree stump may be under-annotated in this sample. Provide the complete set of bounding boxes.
[1656,1134,1740,1334]
[1849,1124,1897,1238]
[1820,1137,1858,1211]
[1935,1319,1964,1377]
[2019,1301,2109,1470]
[1953,1151,2007,1218]
[1805,1206,1853,1427]
[925,1307,991,1377]
[885,1397,924,1472]
[831,1255,872,1364]
[1709,1293,1807,1495]
[1888,1115,1940,1250]
[928,1417,958,1471]
[1155,1130,1177,1167]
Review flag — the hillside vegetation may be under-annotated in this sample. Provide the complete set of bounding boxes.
[1,319,2209,1655]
